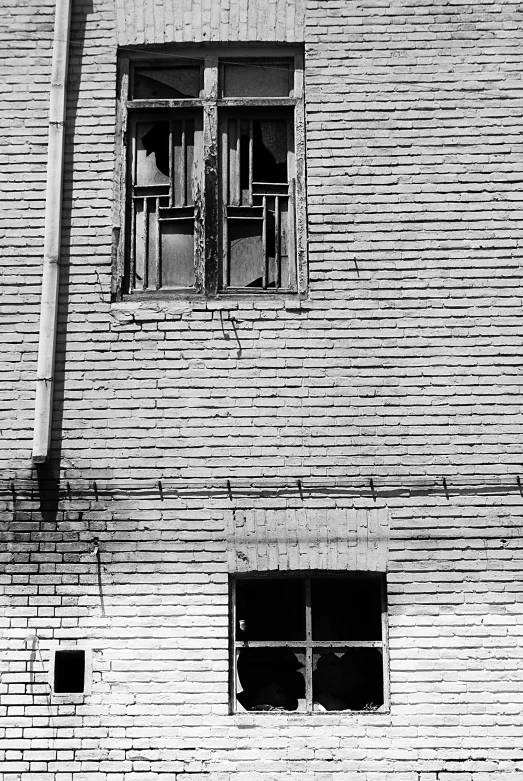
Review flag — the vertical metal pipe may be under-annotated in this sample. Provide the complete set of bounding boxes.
[32,0,72,463]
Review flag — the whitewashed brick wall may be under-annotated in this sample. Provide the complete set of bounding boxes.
[1,0,523,778]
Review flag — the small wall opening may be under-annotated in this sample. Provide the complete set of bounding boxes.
[54,650,85,693]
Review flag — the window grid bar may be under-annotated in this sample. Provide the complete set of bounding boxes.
[168,121,173,208]
[143,198,149,290]
[129,198,136,292]
[275,195,281,288]
[262,195,267,289]
[155,197,161,290]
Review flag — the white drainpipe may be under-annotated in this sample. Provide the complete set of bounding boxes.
[32,0,72,463]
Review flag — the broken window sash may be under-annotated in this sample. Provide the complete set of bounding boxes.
[118,51,306,299]
[221,114,296,291]
[129,113,202,291]
[232,574,387,714]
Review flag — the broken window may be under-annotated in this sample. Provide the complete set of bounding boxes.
[231,574,387,713]
[116,51,306,298]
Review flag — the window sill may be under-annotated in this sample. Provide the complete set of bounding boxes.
[231,707,391,720]
[110,295,313,324]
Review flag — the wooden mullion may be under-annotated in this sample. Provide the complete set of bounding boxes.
[262,195,267,289]
[143,198,149,290]
[181,120,187,207]
[221,116,230,290]
[114,55,129,300]
[155,197,161,290]
[248,119,253,207]
[203,57,219,297]
[275,195,280,288]
[193,112,205,294]
[129,197,136,293]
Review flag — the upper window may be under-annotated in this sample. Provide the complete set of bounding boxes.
[230,573,388,714]
[115,49,306,299]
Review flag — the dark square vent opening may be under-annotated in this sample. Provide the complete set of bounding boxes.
[54,650,85,693]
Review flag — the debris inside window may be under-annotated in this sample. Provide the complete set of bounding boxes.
[54,649,85,694]
[232,575,386,713]
[130,115,201,291]
[224,115,294,290]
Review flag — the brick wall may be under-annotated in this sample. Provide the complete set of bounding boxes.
[1,0,523,778]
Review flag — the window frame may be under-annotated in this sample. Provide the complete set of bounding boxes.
[48,644,92,702]
[114,47,307,301]
[229,571,390,715]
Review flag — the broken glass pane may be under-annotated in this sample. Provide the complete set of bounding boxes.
[252,120,288,183]
[160,221,194,288]
[228,219,264,288]
[136,122,170,184]
[236,648,305,711]
[311,578,383,641]
[133,67,201,99]
[312,648,384,711]
[236,578,305,640]
[222,61,291,97]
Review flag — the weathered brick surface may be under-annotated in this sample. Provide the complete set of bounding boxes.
[1,0,523,778]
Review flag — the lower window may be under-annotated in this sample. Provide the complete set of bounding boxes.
[230,573,387,713]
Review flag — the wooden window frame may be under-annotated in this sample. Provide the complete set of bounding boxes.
[113,47,307,301]
[229,572,390,715]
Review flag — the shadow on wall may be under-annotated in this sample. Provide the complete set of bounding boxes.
[46,0,95,474]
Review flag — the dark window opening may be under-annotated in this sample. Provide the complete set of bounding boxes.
[232,574,386,713]
[54,650,85,694]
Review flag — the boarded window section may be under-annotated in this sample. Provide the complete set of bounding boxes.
[232,575,386,713]
[130,115,201,290]
[54,650,85,694]
[222,60,292,97]
[133,66,201,99]
[222,116,295,290]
